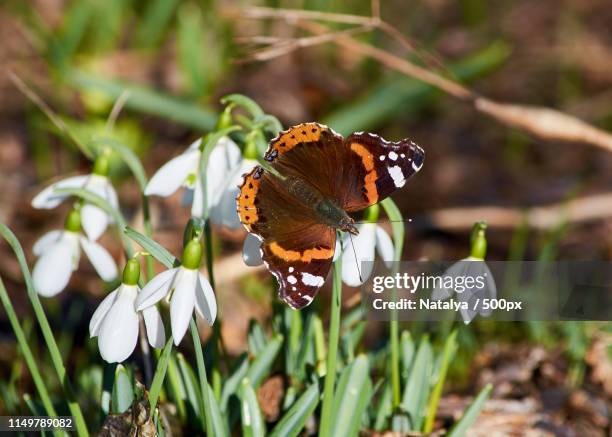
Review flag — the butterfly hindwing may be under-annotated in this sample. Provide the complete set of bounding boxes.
[237,165,336,309]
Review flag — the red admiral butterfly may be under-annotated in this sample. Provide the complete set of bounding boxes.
[237,123,424,309]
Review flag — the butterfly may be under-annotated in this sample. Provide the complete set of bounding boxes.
[236,123,424,309]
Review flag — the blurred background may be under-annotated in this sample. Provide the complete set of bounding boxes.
[1,0,611,434]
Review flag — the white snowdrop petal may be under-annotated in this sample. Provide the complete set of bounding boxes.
[341,223,376,287]
[89,289,119,337]
[170,269,197,345]
[375,226,395,268]
[105,180,120,210]
[142,305,166,348]
[242,234,263,267]
[431,259,468,301]
[145,150,200,197]
[79,237,118,281]
[136,267,179,310]
[31,175,89,209]
[210,158,258,228]
[80,204,109,241]
[195,273,217,325]
[98,287,139,363]
[32,239,77,297]
[33,230,62,256]
[206,137,242,208]
[191,178,203,217]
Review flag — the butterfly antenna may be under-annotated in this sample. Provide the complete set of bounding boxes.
[348,233,363,283]
[355,218,414,224]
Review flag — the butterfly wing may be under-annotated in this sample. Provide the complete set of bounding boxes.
[264,124,425,212]
[237,166,336,309]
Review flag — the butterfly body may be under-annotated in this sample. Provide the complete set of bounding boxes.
[237,123,424,309]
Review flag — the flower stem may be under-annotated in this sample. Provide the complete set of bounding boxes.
[0,223,89,437]
[0,278,59,426]
[318,256,342,437]
[190,318,214,434]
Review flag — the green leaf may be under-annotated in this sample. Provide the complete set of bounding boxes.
[149,337,174,411]
[447,384,492,437]
[205,384,229,437]
[221,94,264,118]
[238,378,266,437]
[373,381,393,431]
[400,330,415,379]
[247,320,268,356]
[125,226,177,268]
[330,354,372,437]
[69,70,217,131]
[176,353,202,421]
[424,331,458,433]
[246,334,283,388]
[89,137,148,190]
[135,0,179,48]
[220,354,250,413]
[111,364,134,414]
[269,383,319,437]
[401,336,433,431]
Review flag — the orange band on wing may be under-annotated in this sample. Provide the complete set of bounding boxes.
[268,242,333,262]
[350,142,378,204]
[237,167,263,228]
[268,123,323,157]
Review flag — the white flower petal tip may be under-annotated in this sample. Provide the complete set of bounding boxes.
[145,151,200,197]
[33,230,62,256]
[97,285,139,363]
[170,269,197,345]
[195,273,217,326]
[142,306,166,349]
[375,226,395,268]
[80,204,109,241]
[341,223,376,287]
[136,267,179,311]
[32,234,79,297]
[89,289,119,337]
[242,234,263,267]
[31,175,89,209]
[79,237,118,281]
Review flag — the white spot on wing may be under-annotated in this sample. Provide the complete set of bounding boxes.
[388,151,398,161]
[388,165,405,188]
[379,155,385,161]
[288,267,294,273]
[287,275,297,284]
[301,272,324,287]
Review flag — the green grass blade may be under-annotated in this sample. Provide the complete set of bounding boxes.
[125,226,178,268]
[424,331,458,432]
[401,336,433,431]
[330,355,372,437]
[246,334,284,388]
[269,383,320,437]
[447,384,492,437]
[238,378,266,437]
[149,337,173,411]
[220,354,249,413]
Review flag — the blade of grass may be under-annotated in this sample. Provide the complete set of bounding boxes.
[238,378,266,437]
[125,227,177,268]
[447,384,492,437]
[401,336,433,431]
[318,255,343,437]
[423,330,458,433]
[246,334,284,388]
[269,383,320,437]
[0,223,88,436]
[149,337,173,411]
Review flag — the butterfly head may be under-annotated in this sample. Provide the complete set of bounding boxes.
[339,216,359,236]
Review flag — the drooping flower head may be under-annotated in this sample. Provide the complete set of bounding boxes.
[432,221,497,324]
[32,208,118,297]
[89,258,166,363]
[340,204,395,287]
[31,154,118,241]
[136,239,216,345]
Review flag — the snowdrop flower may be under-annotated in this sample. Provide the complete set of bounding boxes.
[145,136,257,228]
[135,240,216,345]
[431,222,496,324]
[341,205,394,287]
[32,209,118,297]
[31,154,118,241]
[242,233,263,267]
[89,258,165,363]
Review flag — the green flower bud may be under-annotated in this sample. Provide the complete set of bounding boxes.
[122,258,141,286]
[243,132,260,160]
[183,218,204,248]
[64,209,82,233]
[216,105,234,130]
[364,203,380,223]
[182,239,203,270]
[93,153,110,176]
[469,221,488,260]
